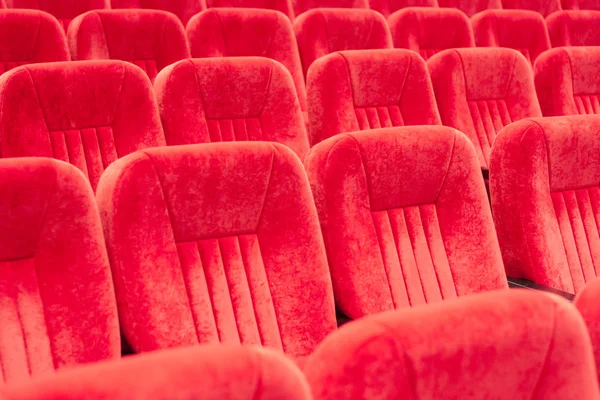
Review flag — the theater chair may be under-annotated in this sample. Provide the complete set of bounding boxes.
[6,0,108,31]
[155,58,309,158]
[293,0,369,17]
[502,0,562,15]
[491,115,600,294]
[187,8,307,117]
[428,48,542,172]
[437,0,501,17]
[305,127,507,319]
[547,10,600,46]
[111,0,206,25]
[0,346,311,399]
[206,0,294,21]
[369,0,437,18]
[535,47,600,116]
[0,158,119,385]
[562,0,600,9]
[0,61,165,191]
[388,7,475,60]
[67,10,190,82]
[0,10,70,74]
[294,8,392,78]
[575,278,600,384]
[96,142,337,357]
[304,290,600,400]
[306,49,441,146]
[472,10,551,66]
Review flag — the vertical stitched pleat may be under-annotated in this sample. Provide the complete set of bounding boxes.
[233,119,249,141]
[576,189,600,277]
[219,120,235,142]
[207,120,221,142]
[245,118,262,141]
[49,131,69,163]
[355,106,405,131]
[563,190,596,284]
[389,105,404,126]
[365,108,381,129]
[575,96,585,114]
[80,128,103,190]
[355,108,369,130]
[206,118,262,142]
[376,107,392,128]
[468,99,511,166]
[64,130,89,180]
[592,96,600,114]
[574,95,600,115]
[96,127,118,169]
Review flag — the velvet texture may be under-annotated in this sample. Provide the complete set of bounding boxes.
[428,48,542,169]
[0,345,312,399]
[562,0,600,9]
[111,0,206,25]
[575,278,600,384]
[293,0,369,16]
[154,58,309,159]
[305,127,507,319]
[0,10,69,74]
[472,10,550,66]
[370,0,438,18]
[389,7,475,60]
[437,0,501,16]
[491,115,600,293]
[0,157,119,385]
[307,49,441,146]
[502,0,562,15]
[294,8,393,78]
[304,290,600,400]
[67,10,190,82]
[206,0,294,21]
[0,61,165,191]
[187,8,307,114]
[534,47,600,116]
[96,142,336,357]
[547,10,600,46]
[6,0,108,31]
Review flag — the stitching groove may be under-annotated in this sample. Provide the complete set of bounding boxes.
[217,238,242,343]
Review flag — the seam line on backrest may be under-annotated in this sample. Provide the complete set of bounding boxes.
[216,238,242,342]
[25,69,51,134]
[435,132,457,201]
[528,302,558,398]
[237,236,265,346]
[30,15,43,60]
[396,54,413,106]
[258,63,275,118]
[503,53,518,100]
[213,12,230,55]
[255,145,276,232]
[110,64,127,129]
[95,12,111,59]
[318,11,332,55]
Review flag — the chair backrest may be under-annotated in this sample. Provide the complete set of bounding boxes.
[575,278,600,385]
[561,0,600,9]
[206,0,295,20]
[110,0,206,25]
[437,0,501,16]
[369,0,438,18]
[6,0,108,31]
[502,0,562,15]
[294,0,369,17]
[546,10,600,46]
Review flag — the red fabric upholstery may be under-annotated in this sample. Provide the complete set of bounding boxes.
[187,8,306,114]
[294,8,393,78]
[472,10,551,65]
[437,0,501,16]
[547,10,600,46]
[155,58,309,159]
[0,345,312,399]
[67,10,190,82]
[491,115,600,293]
[428,48,542,169]
[111,0,206,25]
[389,7,475,60]
[0,61,165,191]
[304,127,507,319]
[306,49,441,146]
[0,157,119,385]
[96,142,337,357]
[206,0,294,21]
[304,289,600,400]
[0,10,69,75]
[575,278,600,384]
[6,0,108,31]
[562,0,600,9]
[294,0,369,16]
[369,0,437,18]
[502,0,562,15]
[534,47,600,116]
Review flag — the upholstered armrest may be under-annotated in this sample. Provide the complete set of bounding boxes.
[508,277,575,301]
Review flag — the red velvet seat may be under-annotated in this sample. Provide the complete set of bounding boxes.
[369,0,437,18]
[155,58,309,158]
[388,7,475,60]
[187,8,306,116]
[502,0,562,15]
[0,10,70,75]
[294,0,369,17]
[472,10,551,65]
[294,8,393,78]
[96,142,337,357]
[535,47,600,116]
[111,0,206,25]
[67,10,190,82]
[491,115,600,293]
[437,0,502,16]
[6,0,108,31]
[428,48,542,170]
[305,127,507,319]
[206,0,294,20]
[0,61,165,191]
[546,10,600,46]
[306,49,440,146]
[0,345,311,399]
[304,290,600,400]
[562,0,600,9]
[0,157,119,385]
[575,278,600,384]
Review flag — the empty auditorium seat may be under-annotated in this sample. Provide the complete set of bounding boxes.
[294,0,369,17]
[535,47,600,116]
[67,10,190,82]
[187,8,307,115]
[428,48,542,170]
[305,127,507,319]
[294,8,393,78]
[304,290,600,400]
[388,7,475,60]
[7,0,108,31]
[0,10,70,74]
[155,58,309,158]
[96,142,337,356]
[562,0,600,9]
[502,0,562,15]
[472,10,551,65]
[111,0,206,25]
[369,0,438,18]
[491,115,600,293]
[0,345,312,399]
[437,0,502,17]
[306,49,441,146]
[546,10,600,46]
[0,157,119,384]
[0,61,165,191]
[575,278,600,383]
[206,0,294,20]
